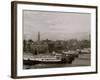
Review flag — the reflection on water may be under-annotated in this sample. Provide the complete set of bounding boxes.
[23,54,91,69]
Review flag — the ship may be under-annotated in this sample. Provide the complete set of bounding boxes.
[23,52,74,65]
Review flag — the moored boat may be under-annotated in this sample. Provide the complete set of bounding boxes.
[23,52,74,65]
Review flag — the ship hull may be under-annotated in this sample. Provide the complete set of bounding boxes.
[23,59,68,65]
[23,60,39,65]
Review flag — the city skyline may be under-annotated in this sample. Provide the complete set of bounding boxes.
[23,10,91,41]
[24,31,90,42]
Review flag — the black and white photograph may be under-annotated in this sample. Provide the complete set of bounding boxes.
[23,10,91,69]
[11,1,97,78]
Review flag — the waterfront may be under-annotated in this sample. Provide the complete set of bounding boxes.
[23,53,90,69]
[23,10,91,70]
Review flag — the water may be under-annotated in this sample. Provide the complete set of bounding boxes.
[23,54,90,69]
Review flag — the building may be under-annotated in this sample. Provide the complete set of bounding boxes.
[31,32,48,55]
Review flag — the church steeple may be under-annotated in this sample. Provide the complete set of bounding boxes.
[38,32,40,41]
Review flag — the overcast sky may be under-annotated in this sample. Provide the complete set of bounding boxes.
[23,10,91,41]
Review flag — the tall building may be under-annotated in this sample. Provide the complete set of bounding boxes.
[38,32,40,41]
[31,32,48,54]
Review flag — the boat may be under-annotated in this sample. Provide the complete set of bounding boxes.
[62,50,79,58]
[23,52,74,65]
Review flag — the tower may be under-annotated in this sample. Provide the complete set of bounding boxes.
[38,32,40,41]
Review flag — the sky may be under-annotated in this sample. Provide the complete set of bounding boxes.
[23,10,91,41]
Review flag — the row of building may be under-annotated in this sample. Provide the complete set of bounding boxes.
[23,32,90,55]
